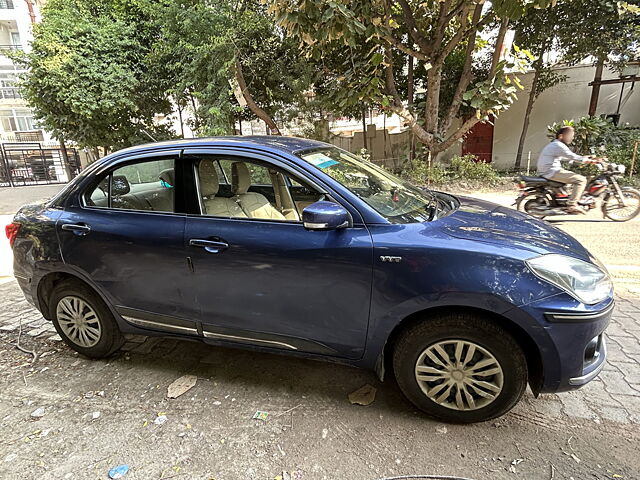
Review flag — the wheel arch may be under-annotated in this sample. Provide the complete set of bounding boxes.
[379,305,544,396]
[36,271,114,321]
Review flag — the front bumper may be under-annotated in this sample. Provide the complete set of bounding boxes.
[568,337,606,386]
[509,295,613,393]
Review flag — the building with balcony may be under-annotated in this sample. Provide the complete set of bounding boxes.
[0,0,48,143]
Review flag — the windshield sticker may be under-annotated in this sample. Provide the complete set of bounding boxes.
[304,153,339,169]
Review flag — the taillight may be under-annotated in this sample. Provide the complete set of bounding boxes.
[5,222,21,248]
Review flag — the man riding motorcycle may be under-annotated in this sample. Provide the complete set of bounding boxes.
[536,125,601,214]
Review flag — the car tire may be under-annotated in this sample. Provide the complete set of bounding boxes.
[49,279,124,359]
[393,312,528,423]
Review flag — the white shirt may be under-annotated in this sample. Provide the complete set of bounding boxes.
[536,140,587,178]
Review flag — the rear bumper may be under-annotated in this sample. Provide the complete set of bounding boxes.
[15,274,36,307]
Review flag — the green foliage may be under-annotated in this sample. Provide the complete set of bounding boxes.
[547,117,618,154]
[15,0,173,150]
[269,0,541,152]
[556,0,640,67]
[547,117,640,175]
[17,0,314,148]
[149,0,314,136]
[449,154,500,181]
[401,159,449,185]
[402,154,498,186]
[461,46,532,115]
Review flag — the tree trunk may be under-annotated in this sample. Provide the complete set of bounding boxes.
[588,57,605,116]
[233,59,281,135]
[423,65,442,136]
[515,66,541,170]
[58,137,74,181]
[361,107,368,150]
[407,55,415,162]
[177,103,185,138]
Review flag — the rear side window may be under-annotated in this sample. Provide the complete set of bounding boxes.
[84,158,176,213]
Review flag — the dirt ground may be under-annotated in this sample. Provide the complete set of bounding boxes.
[1,184,640,480]
[0,325,638,480]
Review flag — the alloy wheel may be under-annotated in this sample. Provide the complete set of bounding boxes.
[56,296,102,348]
[415,339,504,411]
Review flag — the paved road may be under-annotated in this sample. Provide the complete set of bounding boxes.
[0,184,64,215]
[0,280,639,479]
[1,184,639,479]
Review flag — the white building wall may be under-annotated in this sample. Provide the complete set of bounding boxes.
[492,64,640,170]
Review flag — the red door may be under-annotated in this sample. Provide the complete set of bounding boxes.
[462,118,494,163]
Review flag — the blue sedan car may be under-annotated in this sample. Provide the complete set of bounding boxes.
[7,137,612,423]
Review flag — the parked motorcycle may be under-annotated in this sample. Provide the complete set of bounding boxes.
[515,162,640,222]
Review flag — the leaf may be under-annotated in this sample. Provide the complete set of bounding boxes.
[167,375,198,399]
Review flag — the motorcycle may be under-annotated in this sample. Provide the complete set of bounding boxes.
[515,161,640,222]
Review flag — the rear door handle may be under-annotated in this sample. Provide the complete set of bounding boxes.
[61,223,91,236]
[189,238,229,254]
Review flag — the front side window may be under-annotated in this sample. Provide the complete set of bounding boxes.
[298,147,457,223]
[85,158,175,213]
[195,156,322,222]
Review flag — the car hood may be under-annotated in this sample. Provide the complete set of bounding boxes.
[438,195,591,261]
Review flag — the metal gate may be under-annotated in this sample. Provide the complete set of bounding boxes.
[0,143,82,187]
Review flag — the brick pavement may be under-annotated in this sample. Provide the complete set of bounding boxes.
[1,278,639,425]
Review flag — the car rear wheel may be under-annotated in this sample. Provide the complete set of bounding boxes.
[50,280,123,358]
[393,312,528,423]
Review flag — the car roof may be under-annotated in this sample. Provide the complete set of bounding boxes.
[113,136,332,158]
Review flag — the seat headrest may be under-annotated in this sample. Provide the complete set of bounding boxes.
[232,162,251,195]
[198,159,219,197]
[112,175,131,196]
[159,168,175,188]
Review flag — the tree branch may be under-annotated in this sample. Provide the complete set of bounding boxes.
[395,0,432,54]
[489,18,510,78]
[233,59,281,135]
[431,0,452,53]
[440,3,483,136]
[444,0,468,23]
[433,115,481,154]
[438,10,493,64]
[381,34,430,62]
[382,48,434,145]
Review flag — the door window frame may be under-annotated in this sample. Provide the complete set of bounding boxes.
[78,150,185,216]
[183,148,365,225]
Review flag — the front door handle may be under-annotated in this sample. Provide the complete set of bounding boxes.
[61,223,91,236]
[189,238,229,254]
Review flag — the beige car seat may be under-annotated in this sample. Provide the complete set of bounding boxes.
[199,160,247,218]
[231,162,286,220]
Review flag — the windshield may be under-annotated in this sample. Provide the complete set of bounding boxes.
[298,147,457,223]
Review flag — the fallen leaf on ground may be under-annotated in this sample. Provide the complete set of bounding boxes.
[167,375,197,399]
[348,384,377,406]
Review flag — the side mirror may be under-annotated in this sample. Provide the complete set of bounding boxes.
[111,175,131,196]
[302,201,351,231]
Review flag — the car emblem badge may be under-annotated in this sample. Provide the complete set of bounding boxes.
[380,255,402,263]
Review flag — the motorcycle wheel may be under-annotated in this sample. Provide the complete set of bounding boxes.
[516,195,549,219]
[603,188,640,222]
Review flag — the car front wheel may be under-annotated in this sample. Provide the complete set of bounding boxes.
[393,312,528,423]
[49,279,124,358]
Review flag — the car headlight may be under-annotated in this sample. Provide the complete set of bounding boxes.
[526,254,612,305]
